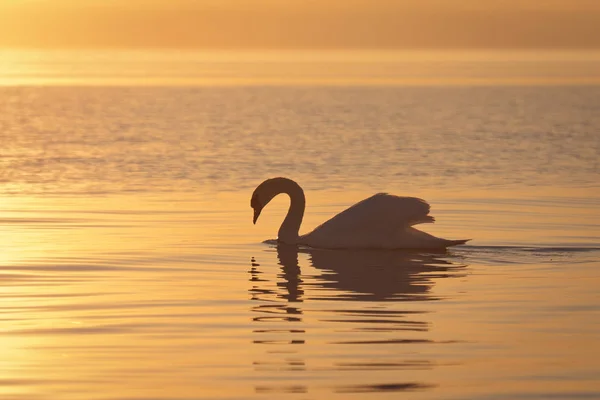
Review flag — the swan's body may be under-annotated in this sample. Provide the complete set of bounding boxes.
[251,177,470,249]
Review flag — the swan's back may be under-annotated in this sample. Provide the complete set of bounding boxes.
[303,193,448,248]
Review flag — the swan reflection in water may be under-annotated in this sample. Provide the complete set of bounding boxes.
[249,244,467,395]
[280,243,464,302]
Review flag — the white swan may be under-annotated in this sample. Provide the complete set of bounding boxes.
[251,177,470,249]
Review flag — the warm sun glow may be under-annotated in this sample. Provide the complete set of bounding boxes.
[0,0,599,49]
[2,48,600,86]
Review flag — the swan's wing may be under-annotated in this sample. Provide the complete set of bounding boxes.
[307,193,433,240]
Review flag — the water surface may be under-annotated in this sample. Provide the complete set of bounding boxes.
[0,54,599,399]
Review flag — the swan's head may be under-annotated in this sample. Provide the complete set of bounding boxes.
[251,177,295,224]
[251,179,277,224]
[251,191,264,224]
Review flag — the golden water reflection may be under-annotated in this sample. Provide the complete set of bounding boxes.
[250,244,466,395]
[1,192,599,399]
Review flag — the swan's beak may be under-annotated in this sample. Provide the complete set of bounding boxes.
[253,207,262,224]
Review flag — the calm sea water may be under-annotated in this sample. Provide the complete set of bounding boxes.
[0,51,599,400]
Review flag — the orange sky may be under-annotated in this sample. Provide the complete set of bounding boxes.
[1,0,599,49]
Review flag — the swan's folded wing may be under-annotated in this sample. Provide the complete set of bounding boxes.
[307,193,432,241]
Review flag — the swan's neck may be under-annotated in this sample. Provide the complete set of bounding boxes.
[278,181,305,244]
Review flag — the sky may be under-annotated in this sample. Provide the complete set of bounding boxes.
[1,0,599,49]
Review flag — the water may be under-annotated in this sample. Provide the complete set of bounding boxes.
[1,51,599,399]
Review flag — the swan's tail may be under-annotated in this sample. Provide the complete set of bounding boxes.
[447,239,471,246]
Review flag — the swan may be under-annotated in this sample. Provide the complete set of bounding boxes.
[251,177,470,249]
